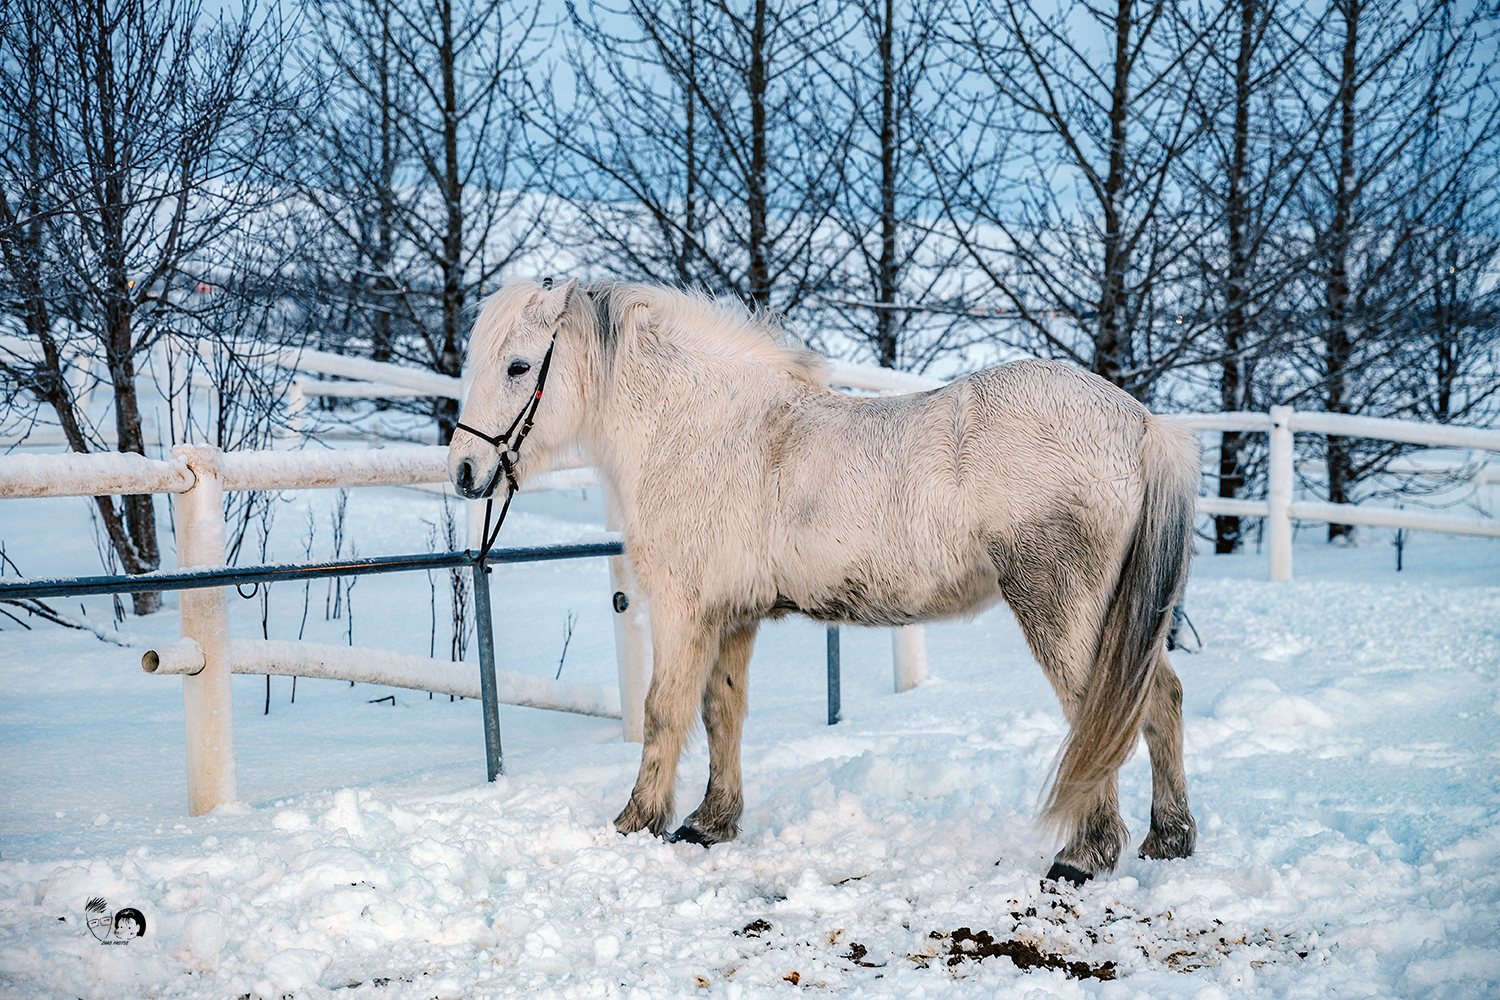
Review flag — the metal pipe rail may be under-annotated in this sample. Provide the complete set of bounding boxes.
[0,541,624,601]
[0,531,625,802]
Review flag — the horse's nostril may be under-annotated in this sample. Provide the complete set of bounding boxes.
[456,460,474,492]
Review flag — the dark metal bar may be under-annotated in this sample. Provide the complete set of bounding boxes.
[0,542,624,601]
[471,562,504,781]
[826,625,841,725]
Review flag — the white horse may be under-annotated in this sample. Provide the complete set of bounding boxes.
[450,277,1200,883]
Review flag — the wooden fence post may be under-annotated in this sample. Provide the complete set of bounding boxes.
[172,445,238,815]
[1268,405,1294,582]
[604,487,651,742]
[892,624,927,692]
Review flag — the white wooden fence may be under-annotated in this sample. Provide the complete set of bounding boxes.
[277,355,1498,696]
[4,348,1496,816]
[0,444,630,816]
[277,348,1500,581]
[1173,407,1500,580]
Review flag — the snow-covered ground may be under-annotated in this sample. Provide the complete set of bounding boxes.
[1,483,1497,999]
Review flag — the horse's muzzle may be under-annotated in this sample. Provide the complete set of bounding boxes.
[451,456,497,499]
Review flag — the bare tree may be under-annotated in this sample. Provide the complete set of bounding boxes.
[938,0,1232,402]
[816,0,979,372]
[543,0,851,314]
[0,0,293,612]
[1365,3,1500,438]
[290,0,416,368]
[1273,0,1499,538]
[289,0,548,442]
[1177,0,1323,552]
[1398,221,1500,429]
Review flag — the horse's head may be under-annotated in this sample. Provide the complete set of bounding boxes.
[450,277,585,499]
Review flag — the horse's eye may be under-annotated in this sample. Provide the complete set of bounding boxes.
[507,360,531,378]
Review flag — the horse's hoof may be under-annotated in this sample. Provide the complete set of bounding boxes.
[1138,835,1194,861]
[1044,862,1092,886]
[614,802,669,838]
[668,824,716,847]
[1139,815,1197,860]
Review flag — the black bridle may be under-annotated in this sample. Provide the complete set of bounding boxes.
[454,329,559,564]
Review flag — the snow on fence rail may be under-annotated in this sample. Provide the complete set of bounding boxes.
[144,636,621,718]
[277,348,945,404]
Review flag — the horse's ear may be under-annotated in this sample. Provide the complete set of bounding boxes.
[535,278,579,327]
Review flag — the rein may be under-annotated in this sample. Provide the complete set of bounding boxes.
[454,331,559,566]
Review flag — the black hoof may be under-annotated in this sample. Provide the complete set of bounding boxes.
[1044,862,1092,886]
[668,825,715,847]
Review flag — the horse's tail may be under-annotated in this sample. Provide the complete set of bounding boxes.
[1042,413,1199,849]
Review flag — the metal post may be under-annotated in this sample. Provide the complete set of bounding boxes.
[892,624,928,692]
[172,445,237,815]
[1268,405,1294,582]
[826,626,840,725]
[471,560,504,780]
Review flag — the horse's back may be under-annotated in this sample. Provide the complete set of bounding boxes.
[858,358,1158,522]
[956,358,1191,553]
[756,359,1165,624]
[961,359,1151,457]
[631,352,1188,627]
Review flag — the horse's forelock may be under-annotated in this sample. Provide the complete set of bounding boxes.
[468,281,536,369]
[468,278,604,369]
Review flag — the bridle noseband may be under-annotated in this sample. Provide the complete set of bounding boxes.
[454,322,560,563]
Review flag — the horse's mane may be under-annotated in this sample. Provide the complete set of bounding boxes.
[586,282,828,388]
[470,278,827,387]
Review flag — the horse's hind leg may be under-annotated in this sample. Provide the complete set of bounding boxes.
[615,618,719,838]
[1000,568,1128,883]
[1049,779,1128,886]
[672,623,757,846]
[1138,654,1196,860]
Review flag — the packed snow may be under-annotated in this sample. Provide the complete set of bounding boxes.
[0,482,1497,999]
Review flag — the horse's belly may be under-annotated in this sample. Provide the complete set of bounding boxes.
[771,557,1000,628]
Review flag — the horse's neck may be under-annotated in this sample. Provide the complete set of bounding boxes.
[583,345,796,520]
[581,354,669,514]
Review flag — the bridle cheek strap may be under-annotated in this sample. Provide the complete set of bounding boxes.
[453,332,559,563]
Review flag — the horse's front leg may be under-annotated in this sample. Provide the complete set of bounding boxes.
[614,617,720,838]
[672,622,758,846]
